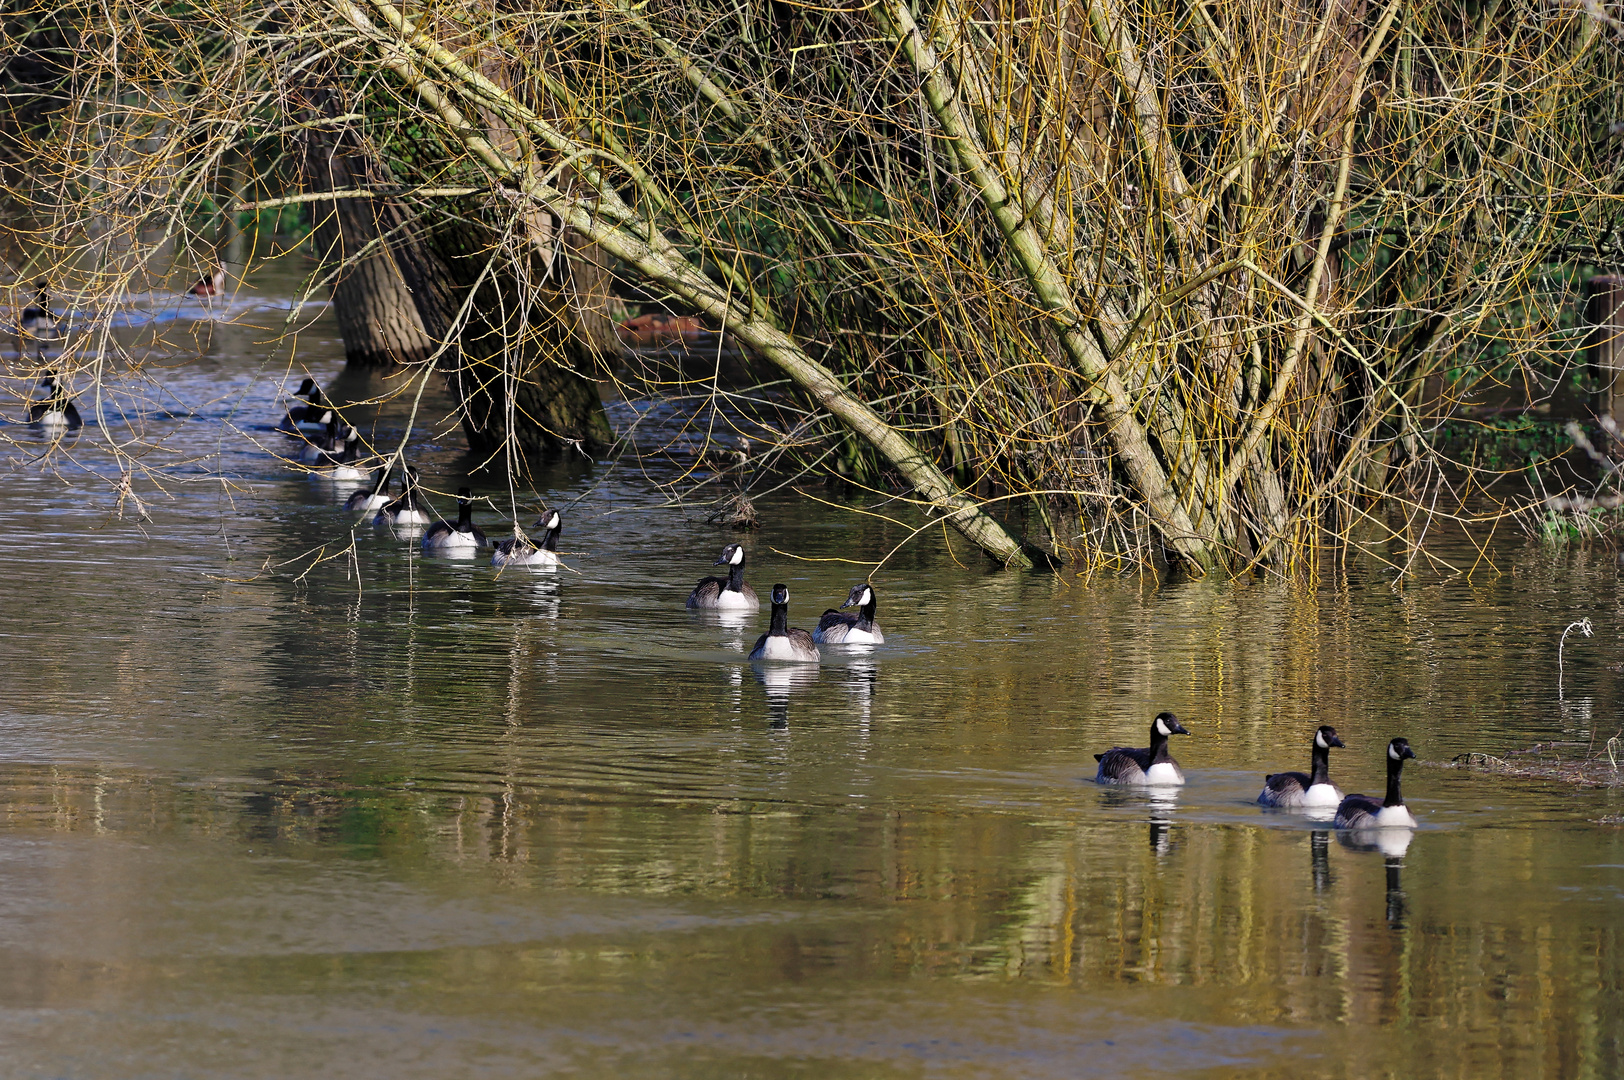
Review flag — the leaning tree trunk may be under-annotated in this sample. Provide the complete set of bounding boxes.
[299,88,436,368]
[296,65,614,457]
[329,0,1036,566]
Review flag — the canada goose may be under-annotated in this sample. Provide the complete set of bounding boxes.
[17,282,59,358]
[188,265,225,297]
[1094,712,1190,785]
[27,371,81,430]
[1258,725,1345,809]
[277,379,332,436]
[813,582,884,645]
[1333,738,1417,829]
[492,509,563,568]
[748,584,820,662]
[344,470,393,512]
[310,426,370,480]
[687,542,760,610]
[298,416,350,465]
[376,465,431,527]
[421,486,487,552]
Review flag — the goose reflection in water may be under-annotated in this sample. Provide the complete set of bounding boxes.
[712,606,753,637]
[1335,822,1414,859]
[1335,824,1413,929]
[751,660,819,730]
[1147,787,1179,857]
[1095,785,1181,857]
[522,574,561,619]
[1384,857,1408,929]
[844,657,877,731]
[1311,830,1333,894]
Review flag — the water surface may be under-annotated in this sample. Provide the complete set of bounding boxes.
[2,264,1622,1078]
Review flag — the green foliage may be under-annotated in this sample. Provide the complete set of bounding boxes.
[1535,505,1624,546]
[1428,415,1575,470]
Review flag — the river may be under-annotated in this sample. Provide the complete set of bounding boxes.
[1,263,1620,1078]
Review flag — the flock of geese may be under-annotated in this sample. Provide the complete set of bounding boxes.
[24,361,1424,843]
[280,377,888,653]
[652,504,1423,842]
[277,377,566,568]
[1096,711,1420,842]
[280,380,1434,843]
[15,272,224,432]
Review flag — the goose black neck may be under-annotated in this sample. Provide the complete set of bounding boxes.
[727,560,746,592]
[1309,741,1333,787]
[1383,753,1408,808]
[368,471,389,496]
[542,523,562,551]
[456,499,473,529]
[1148,727,1173,764]
[769,599,789,636]
[857,592,877,631]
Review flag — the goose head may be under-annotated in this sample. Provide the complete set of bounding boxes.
[1153,712,1189,738]
[840,583,874,610]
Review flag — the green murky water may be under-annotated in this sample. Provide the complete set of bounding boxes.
[2,266,1621,1078]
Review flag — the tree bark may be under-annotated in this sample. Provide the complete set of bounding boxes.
[375,193,615,459]
[298,89,436,368]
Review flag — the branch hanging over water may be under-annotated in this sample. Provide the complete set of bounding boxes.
[331,0,1036,567]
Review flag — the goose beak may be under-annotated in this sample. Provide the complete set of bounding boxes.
[1328,734,1345,748]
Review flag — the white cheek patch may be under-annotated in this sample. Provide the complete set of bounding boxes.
[861,587,873,606]
[548,513,560,529]
[1315,731,1328,749]
[1156,718,1170,736]
[1388,743,1401,760]
[730,547,745,565]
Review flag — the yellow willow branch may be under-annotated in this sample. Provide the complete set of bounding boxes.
[1220,0,1405,510]
[873,0,1216,568]
[327,0,1035,567]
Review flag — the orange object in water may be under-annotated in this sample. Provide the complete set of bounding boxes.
[617,313,704,346]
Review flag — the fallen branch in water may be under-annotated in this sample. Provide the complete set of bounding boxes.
[1448,742,1623,787]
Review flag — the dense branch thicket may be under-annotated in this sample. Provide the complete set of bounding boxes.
[3,0,1623,570]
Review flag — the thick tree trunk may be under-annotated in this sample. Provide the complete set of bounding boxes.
[377,195,614,459]
[299,94,436,369]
